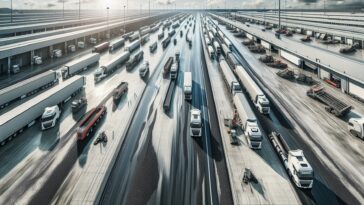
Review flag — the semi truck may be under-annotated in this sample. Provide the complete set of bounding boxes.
[223,37,233,50]
[149,42,158,53]
[269,132,314,188]
[226,52,239,70]
[0,70,58,109]
[109,37,125,52]
[162,36,171,49]
[213,41,221,57]
[163,57,174,78]
[92,42,110,53]
[219,59,242,95]
[139,61,149,78]
[41,105,61,130]
[184,72,192,101]
[61,53,100,79]
[235,66,270,114]
[113,82,128,101]
[0,76,85,146]
[158,32,164,40]
[125,39,140,53]
[126,51,144,71]
[208,46,215,59]
[140,27,151,36]
[233,93,263,149]
[77,105,106,141]
[129,33,139,42]
[94,51,130,82]
[221,44,230,57]
[190,108,202,137]
[168,29,176,37]
[141,34,150,45]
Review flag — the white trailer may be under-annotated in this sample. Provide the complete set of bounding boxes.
[125,39,141,53]
[184,72,192,100]
[213,41,221,56]
[0,76,85,146]
[280,50,302,67]
[235,65,270,114]
[223,37,232,50]
[0,70,58,109]
[205,37,211,45]
[94,51,130,82]
[233,93,262,149]
[61,53,100,79]
[219,59,242,94]
[109,37,125,52]
[218,30,225,40]
[129,33,139,42]
[140,27,151,36]
[208,45,214,59]
[208,31,214,42]
[221,44,230,57]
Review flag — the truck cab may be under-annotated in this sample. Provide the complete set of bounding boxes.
[348,118,364,139]
[170,63,178,79]
[94,68,105,82]
[287,150,314,189]
[231,82,242,95]
[139,61,149,78]
[41,105,61,130]
[244,120,262,149]
[190,109,202,137]
[256,95,270,114]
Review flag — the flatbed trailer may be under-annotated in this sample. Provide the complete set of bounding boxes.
[307,85,352,117]
[163,57,174,78]
[163,80,176,112]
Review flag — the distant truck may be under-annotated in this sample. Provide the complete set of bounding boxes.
[92,42,110,53]
[141,34,150,45]
[71,97,87,113]
[41,105,61,130]
[77,105,106,141]
[235,65,270,114]
[158,32,164,40]
[348,118,364,139]
[184,72,192,101]
[113,82,128,101]
[219,59,242,95]
[0,70,58,110]
[125,39,141,53]
[61,53,100,79]
[109,37,125,52]
[149,42,158,53]
[94,51,130,82]
[162,36,171,49]
[139,61,149,78]
[0,76,85,146]
[163,57,174,78]
[190,109,202,137]
[126,51,144,71]
[233,93,262,149]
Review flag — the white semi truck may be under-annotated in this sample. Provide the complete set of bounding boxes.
[219,59,242,95]
[233,93,263,149]
[0,76,85,146]
[190,108,202,137]
[170,63,178,80]
[235,65,270,114]
[184,72,192,101]
[94,51,130,82]
[0,70,58,109]
[109,37,125,52]
[348,118,364,139]
[41,105,61,130]
[61,53,100,79]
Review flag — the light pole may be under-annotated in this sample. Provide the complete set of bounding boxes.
[79,0,81,20]
[123,5,126,34]
[63,0,65,19]
[107,6,110,38]
[10,0,13,23]
[278,0,281,30]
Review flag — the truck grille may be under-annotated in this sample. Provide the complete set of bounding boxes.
[43,122,53,129]
[192,130,200,135]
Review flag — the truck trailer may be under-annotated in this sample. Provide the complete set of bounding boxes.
[94,51,130,82]
[61,53,100,79]
[163,57,174,78]
[113,82,128,101]
[219,59,242,95]
[126,51,144,71]
[0,70,58,109]
[125,39,141,53]
[235,65,270,114]
[77,105,106,141]
[109,37,125,52]
[0,76,85,146]
[184,72,192,101]
[233,93,263,149]
[92,42,110,53]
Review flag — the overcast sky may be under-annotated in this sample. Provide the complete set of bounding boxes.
[0,0,363,10]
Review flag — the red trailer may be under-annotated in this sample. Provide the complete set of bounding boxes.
[77,105,106,140]
[92,42,110,53]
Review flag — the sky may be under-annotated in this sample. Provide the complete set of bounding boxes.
[0,0,363,10]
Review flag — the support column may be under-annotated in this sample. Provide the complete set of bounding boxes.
[30,50,35,65]
[65,41,68,55]
[49,45,54,58]
[7,57,11,75]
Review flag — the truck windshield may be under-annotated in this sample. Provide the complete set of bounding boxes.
[190,122,202,128]
[41,113,56,122]
[297,171,314,180]
[260,101,270,108]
